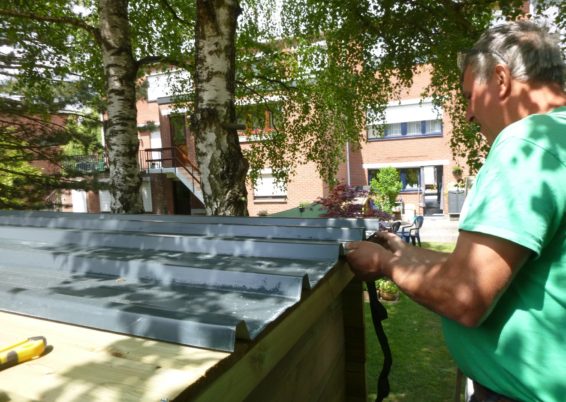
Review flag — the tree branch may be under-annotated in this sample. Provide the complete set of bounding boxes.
[238,75,296,92]
[0,8,102,44]
[158,0,192,26]
[136,55,193,71]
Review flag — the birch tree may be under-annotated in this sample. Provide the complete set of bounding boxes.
[193,0,248,215]
[97,0,142,213]
[2,0,563,214]
[1,1,143,213]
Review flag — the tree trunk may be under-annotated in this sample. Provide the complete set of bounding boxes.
[98,0,143,213]
[194,0,249,216]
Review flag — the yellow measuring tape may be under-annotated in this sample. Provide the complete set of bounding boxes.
[0,336,47,370]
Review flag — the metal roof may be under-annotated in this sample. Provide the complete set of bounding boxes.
[0,211,372,352]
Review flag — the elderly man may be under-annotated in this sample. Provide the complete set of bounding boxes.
[346,20,566,402]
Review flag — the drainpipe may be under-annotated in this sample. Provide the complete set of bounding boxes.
[346,142,351,186]
[100,112,106,148]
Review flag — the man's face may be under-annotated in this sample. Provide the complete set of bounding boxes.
[461,66,502,144]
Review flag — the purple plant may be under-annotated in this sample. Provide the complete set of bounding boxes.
[315,183,392,219]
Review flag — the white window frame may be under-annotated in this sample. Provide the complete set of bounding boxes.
[367,99,443,140]
[253,169,287,198]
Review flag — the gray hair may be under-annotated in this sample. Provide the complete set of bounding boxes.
[459,20,565,87]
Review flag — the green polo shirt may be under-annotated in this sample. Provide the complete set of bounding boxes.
[443,107,566,401]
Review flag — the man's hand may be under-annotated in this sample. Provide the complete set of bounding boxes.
[367,231,407,253]
[344,240,393,281]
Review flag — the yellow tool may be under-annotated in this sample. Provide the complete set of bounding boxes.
[0,336,47,370]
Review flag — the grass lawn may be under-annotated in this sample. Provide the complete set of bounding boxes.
[365,242,458,402]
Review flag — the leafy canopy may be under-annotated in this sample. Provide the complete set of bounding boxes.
[2,0,563,207]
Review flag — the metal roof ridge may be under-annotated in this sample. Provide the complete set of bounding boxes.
[0,210,382,230]
[0,225,342,261]
[0,213,366,242]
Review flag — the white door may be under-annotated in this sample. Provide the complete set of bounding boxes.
[71,190,88,213]
[140,181,153,212]
[150,130,162,167]
[99,190,112,212]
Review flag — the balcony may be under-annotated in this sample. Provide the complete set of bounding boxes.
[62,154,107,174]
[139,147,203,203]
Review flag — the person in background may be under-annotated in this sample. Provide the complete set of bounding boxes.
[346,20,566,402]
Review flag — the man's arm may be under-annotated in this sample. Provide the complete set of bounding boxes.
[345,231,532,327]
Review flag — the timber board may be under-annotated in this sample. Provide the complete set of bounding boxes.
[0,312,228,402]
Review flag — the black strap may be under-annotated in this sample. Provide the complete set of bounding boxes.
[366,280,392,402]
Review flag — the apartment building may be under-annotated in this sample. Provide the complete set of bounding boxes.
[135,66,466,218]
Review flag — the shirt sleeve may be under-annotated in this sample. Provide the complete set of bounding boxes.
[459,135,563,256]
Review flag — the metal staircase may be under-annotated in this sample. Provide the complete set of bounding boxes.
[141,146,204,204]
[174,164,204,203]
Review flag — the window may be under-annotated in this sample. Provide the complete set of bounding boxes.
[407,121,421,136]
[236,102,282,134]
[254,170,287,199]
[367,99,443,140]
[147,70,192,102]
[169,114,186,145]
[384,123,403,137]
[424,119,442,134]
[399,168,420,191]
[368,168,420,192]
[368,119,442,140]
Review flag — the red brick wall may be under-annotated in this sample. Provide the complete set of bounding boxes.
[246,160,327,216]
[137,100,159,125]
[150,173,175,214]
[136,65,469,217]
[87,191,101,213]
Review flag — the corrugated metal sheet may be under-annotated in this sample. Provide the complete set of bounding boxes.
[0,211,372,352]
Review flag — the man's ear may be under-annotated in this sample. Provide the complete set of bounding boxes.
[494,64,512,99]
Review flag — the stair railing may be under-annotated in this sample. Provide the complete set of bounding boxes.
[141,147,201,191]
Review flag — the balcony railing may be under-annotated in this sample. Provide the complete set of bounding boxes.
[139,146,201,188]
[62,154,107,174]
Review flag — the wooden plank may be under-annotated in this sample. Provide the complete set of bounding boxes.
[180,261,357,402]
[342,278,367,401]
[0,312,228,402]
[0,262,365,402]
[242,298,346,402]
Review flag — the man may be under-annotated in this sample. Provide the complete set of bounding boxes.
[346,20,566,402]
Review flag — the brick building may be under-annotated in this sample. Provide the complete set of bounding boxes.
[135,65,467,218]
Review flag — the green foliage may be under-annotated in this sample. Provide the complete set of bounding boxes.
[0,92,104,208]
[376,278,399,294]
[452,165,463,177]
[62,112,103,156]
[243,0,565,183]
[0,140,43,209]
[136,120,157,133]
[2,0,563,210]
[365,294,456,402]
[366,242,458,401]
[316,183,391,219]
[0,1,108,208]
[370,167,402,213]
[421,242,456,253]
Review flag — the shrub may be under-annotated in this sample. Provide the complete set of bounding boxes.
[376,278,399,294]
[315,183,391,219]
[370,167,402,214]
